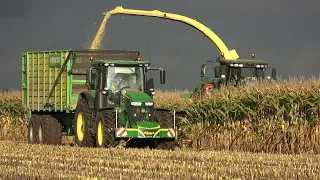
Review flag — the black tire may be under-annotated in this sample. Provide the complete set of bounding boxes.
[37,115,62,145]
[154,110,178,150]
[95,109,121,148]
[74,98,95,147]
[154,139,178,150]
[27,115,41,144]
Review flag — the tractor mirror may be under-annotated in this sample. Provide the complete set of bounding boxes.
[86,68,92,84]
[146,78,155,90]
[214,66,222,78]
[160,70,166,84]
[272,68,277,79]
[201,64,206,76]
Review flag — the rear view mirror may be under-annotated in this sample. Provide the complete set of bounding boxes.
[160,70,166,84]
[201,64,206,76]
[272,68,277,79]
[86,68,92,84]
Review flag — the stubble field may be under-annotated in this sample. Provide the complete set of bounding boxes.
[1,77,320,179]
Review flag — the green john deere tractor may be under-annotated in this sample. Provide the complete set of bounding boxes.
[23,49,181,150]
[75,58,180,149]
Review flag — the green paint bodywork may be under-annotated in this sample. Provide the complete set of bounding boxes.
[117,121,174,139]
[117,89,172,139]
[115,128,176,139]
[123,89,153,102]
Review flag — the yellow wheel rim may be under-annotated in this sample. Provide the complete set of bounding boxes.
[76,111,85,141]
[97,121,103,146]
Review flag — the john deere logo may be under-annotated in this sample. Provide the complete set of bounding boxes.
[144,131,155,136]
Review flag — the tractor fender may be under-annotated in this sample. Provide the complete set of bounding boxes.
[97,107,114,112]
[79,92,95,109]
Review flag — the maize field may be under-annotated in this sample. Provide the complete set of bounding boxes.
[0,140,320,179]
[2,77,320,153]
[1,76,320,178]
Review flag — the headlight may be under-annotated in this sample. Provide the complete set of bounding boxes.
[221,75,226,78]
[131,102,142,106]
[256,65,261,68]
[234,64,239,67]
[145,102,153,106]
[239,64,244,67]
[267,76,271,80]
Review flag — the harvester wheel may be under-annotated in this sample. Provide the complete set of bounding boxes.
[37,115,62,145]
[95,109,121,148]
[27,115,41,144]
[74,98,95,147]
[154,110,179,150]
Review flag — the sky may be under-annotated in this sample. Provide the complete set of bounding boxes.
[0,0,319,91]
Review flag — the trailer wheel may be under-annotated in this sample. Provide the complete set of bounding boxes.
[27,115,41,144]
[95,109,120,148]
[154,110,179,150]
[74,98,95,147]
[37,115,62,145]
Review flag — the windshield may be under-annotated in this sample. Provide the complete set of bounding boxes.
[228,67,265,81]
[241,68,256,78]
[107,66,144,92]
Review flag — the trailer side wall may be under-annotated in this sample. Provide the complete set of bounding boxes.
[22,50,73,115]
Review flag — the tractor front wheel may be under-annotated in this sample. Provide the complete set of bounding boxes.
[74,98,95,147]
[154,110,179,150]
[95,109,121,148]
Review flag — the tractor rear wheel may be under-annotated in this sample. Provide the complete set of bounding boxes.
[74,98,95,147]
[37,115,62,145]
[154,110,179,150]
[95,109,121,148]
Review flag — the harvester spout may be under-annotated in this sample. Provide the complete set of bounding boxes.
[99,6,240,60]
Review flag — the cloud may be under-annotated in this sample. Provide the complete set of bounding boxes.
[289,42,320,77]
[0,0,32,17]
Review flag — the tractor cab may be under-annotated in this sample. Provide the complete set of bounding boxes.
[85,59,165,110]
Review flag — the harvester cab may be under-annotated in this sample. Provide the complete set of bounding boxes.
[79,54,178,149]
[186,54,277,98]
[214,53,277,85]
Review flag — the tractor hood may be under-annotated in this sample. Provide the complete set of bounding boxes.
[122,88,153,103]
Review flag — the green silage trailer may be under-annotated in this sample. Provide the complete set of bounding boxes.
[22,49,180,149]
